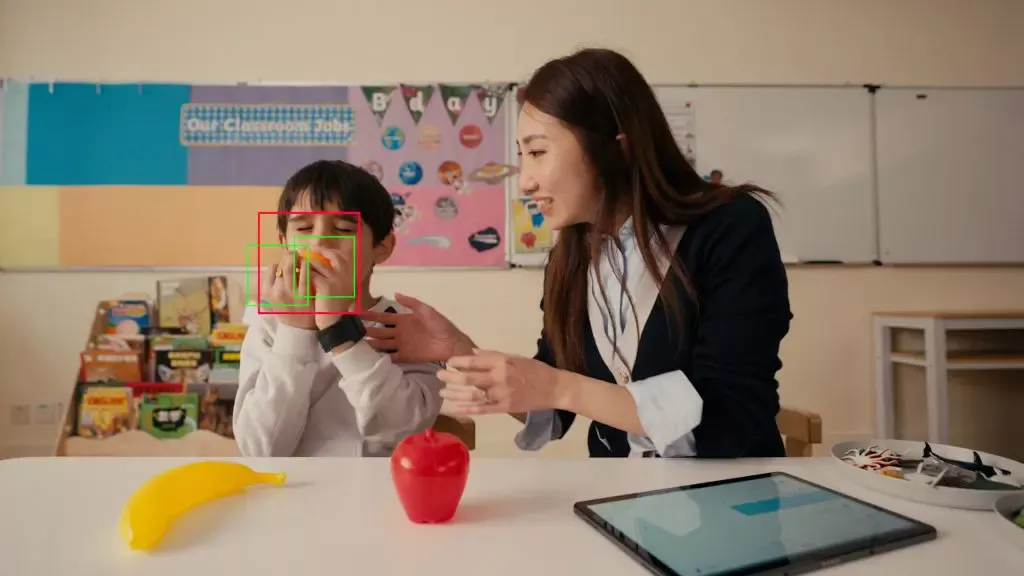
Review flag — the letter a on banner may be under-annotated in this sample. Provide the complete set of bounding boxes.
[476,83,507,125]
[362,86,397,125]
[400,84,434,125]
[438,84,474,126]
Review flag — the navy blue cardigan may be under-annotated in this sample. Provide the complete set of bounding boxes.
[534,192,792,458]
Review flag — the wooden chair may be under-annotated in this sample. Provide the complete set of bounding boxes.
[776,407,823,457]
[439,407,823,457]
[432,414,476,451]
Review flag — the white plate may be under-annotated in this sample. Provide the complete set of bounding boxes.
[831,439,1024,510]
[993,493,1024,550]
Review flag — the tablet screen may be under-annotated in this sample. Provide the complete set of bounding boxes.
[577,472,934,576]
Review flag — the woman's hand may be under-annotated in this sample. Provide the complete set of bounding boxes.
[436,349,570,416]
[262,251,316,330]
[360,294,473,364]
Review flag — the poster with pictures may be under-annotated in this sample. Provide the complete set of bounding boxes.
[658,93,719,183]
[348,83,515,267]
[661,96,697,168]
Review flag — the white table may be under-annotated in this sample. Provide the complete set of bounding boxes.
[1,457,1020,575]
[873,311,1024,443]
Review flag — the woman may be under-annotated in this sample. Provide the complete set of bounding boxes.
[362,48,792,458]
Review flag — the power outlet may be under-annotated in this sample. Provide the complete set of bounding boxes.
[10,405,30,426]
[33,403,56,425]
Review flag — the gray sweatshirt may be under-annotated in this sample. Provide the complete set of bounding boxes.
[233,297,443,457]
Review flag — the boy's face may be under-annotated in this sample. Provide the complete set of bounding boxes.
[279,192,395,286]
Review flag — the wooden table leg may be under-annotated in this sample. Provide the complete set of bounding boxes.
[874,317,895,438]
[923,318,950,444]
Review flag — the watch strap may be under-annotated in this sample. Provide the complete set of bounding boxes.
[316,314,366,352]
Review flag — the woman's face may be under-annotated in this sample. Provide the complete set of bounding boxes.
[516,104,599,230]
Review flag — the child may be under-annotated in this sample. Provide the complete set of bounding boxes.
[233,160,443,457]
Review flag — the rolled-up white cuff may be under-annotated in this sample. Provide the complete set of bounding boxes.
[625,370,702,456]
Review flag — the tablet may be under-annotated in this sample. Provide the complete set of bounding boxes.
[574,471,936,576]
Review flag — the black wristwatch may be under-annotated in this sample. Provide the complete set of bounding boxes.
[316,315,367,353]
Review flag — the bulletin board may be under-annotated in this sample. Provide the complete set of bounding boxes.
[0,81,517,269]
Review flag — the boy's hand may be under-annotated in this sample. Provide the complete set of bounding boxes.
[262,251,317,330]
[307,248,356,329]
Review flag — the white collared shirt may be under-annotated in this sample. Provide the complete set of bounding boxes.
[517,219,703,457]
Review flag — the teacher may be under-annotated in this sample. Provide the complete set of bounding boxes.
[363,48,792,458]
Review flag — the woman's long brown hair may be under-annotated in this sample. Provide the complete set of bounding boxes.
[520,48,777,373]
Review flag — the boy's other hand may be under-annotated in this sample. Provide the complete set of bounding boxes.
[263,251,316,330]
[307,248,355,329]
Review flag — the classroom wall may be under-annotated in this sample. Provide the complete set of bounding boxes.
[1,0,1022,458]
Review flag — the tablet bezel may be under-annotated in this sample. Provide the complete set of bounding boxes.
[573,471,937,576]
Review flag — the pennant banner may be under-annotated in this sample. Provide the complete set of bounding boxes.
[400,84,434,125]
[438,84,474,126]
[476,84,507,125]
[361,85,396,125]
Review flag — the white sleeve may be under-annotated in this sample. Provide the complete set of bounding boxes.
[232,320,321,457]
[331,340,443,447]
[625,370,703,456]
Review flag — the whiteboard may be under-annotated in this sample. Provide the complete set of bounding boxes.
[654,86,878,263]
[875,88,1024,264]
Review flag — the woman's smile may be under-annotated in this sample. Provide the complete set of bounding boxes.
[535,197,554,215]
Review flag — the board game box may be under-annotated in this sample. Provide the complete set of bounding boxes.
[154,349,212,384]
[139,393,200,439]
[76,386,132,438]
[158,278,211,335]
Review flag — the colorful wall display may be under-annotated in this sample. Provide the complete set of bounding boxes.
[346,83,514,267]
[0,81,515,268]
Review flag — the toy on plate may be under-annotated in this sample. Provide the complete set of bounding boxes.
[902,456,978,488]
[922,442,1018,487]
[841,446,901,471]
[840,442,1021,491]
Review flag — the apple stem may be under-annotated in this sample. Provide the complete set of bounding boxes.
[424,428,435,441]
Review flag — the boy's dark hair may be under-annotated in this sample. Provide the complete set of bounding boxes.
[277,160,395,245]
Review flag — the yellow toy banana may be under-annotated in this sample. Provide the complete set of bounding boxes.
[119,460,286,551]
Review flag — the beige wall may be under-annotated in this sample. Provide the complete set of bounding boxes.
[1,0,1022,458]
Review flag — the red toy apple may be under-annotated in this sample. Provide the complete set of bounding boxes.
[390,427,470,524]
